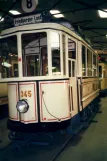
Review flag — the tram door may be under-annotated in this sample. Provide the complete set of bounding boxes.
[68,38,78,119]
[68,59,76,77]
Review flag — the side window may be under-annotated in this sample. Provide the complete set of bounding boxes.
[68,39,76,59]
[105,65,107,77]
[96,56,98,76]
[87,49,92,76]
[93,54,97,76]
[99,65,102,78]
[50,32,61,75]
[68,38,76,77]
[82,45,86,76]
[62,35,66,75]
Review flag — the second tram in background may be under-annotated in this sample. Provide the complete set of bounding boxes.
[99,62,107,94]
[0,12,100,133]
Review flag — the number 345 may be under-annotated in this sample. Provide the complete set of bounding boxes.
[20,90,32,97]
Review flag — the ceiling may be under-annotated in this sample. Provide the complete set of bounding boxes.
[0,0,107,61]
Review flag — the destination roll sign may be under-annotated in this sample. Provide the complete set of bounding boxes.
[14,13,42,27]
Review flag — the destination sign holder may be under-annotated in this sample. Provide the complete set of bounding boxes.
[3,11,52,29]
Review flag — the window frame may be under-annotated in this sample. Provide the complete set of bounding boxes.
[67,36,77,77]
[0,34,19,79]
[93,53,97,76]
[82,45,87,76]
[87,48,92,76]
[62,34,66,75]
[81,43,98,77]
[48,30,64,76]
[21,30,48,77]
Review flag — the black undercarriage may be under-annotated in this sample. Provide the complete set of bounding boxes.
[7,119,71,133]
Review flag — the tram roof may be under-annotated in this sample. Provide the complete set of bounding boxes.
[1,22,93,50]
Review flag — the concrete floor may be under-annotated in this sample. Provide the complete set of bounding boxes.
[0,97,107,161]
[0,118,10,150]
[56,97,107,161]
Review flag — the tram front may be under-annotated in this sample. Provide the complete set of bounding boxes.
[0,24,71,132]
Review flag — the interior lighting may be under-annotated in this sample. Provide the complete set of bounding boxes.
[9,10,21,15]
[50,10,64,18]
[2,62,12,68]
[98,10,107,18]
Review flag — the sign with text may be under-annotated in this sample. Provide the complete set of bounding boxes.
[14,13,42,27]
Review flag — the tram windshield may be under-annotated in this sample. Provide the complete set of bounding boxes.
[22,32,48,76]
[0,35,18,78]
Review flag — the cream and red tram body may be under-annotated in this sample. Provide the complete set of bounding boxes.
[0,21,99,132]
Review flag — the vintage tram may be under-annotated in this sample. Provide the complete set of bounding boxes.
[99,62,107,94]
[0,13,100,132]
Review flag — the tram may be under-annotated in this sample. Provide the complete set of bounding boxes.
[99,62,107,94]
[0,13,100,132]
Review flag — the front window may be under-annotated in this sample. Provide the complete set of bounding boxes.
[22,32,48,77]
[50,32,61,75]
[0,35,18,78]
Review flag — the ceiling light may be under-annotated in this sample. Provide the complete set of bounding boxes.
[0,17,4,22]
[50,10,64,18]
[9,10,21,15]
[98,10,107,18]
[54,14,64,18]
[50,10,60,14]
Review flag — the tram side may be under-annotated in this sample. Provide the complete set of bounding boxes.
[0,83,8,118]
[77,42,99,125]
[0,23,100,133]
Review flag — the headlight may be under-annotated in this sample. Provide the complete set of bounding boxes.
[16,100,29,113]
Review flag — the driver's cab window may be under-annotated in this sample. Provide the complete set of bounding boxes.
[22,32,48,77]
[0,35,18,78]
